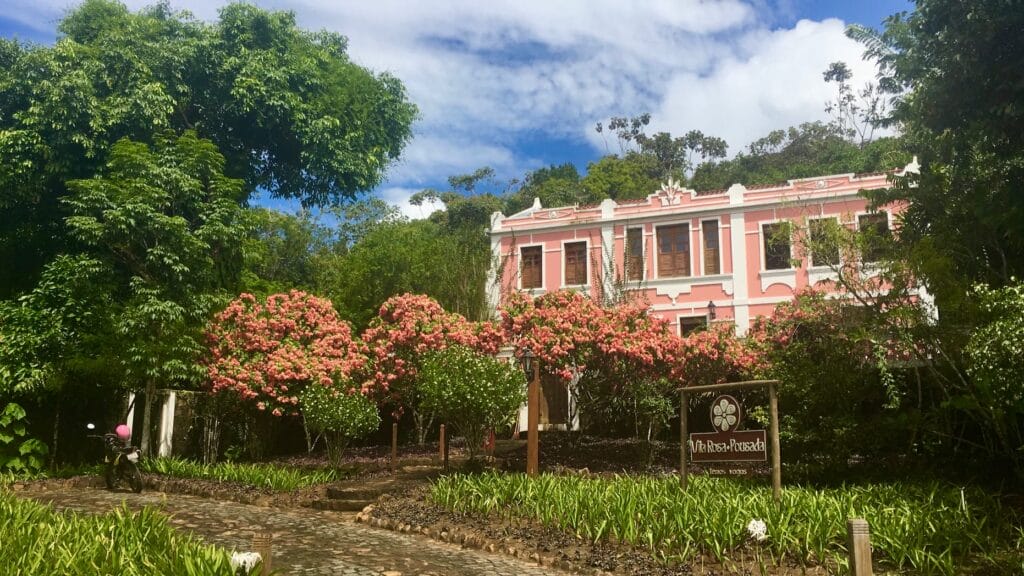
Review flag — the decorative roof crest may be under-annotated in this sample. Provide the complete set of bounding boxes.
[658,178,685,206]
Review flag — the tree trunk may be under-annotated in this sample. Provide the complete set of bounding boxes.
[140,381,156,455]
[49,406,60,468]
[412,409,434,446]
[202,413,220,465]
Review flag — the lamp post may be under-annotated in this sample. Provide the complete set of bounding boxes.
[518,347,540,476]
[706,300,717,326]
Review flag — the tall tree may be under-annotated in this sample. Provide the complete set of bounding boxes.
[63,131,248,454]
[691,122,908,191]
[850,0,1024,301]
[0,0,417,298]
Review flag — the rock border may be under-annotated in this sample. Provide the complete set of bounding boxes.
[354,504,615,576]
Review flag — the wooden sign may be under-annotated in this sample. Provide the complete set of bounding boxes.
[679,381,782,502]
[688,395,767,462]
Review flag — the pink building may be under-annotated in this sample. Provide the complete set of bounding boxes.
[488,160,920,339]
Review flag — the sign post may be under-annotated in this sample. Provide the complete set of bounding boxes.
[679,380,782,502]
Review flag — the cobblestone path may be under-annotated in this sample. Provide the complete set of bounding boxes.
[19,486,568,576]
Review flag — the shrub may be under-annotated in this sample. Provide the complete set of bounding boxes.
[964,281,1024,478]
[419,346,525,460]
[299,383,380,466]
[0,403,47,475]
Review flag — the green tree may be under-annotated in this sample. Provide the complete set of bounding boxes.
[419,346,525,461]
[321,219,449,329]
[850,0,1024,302]
[691,123,908,191]
[0,0,416,298]
[63,131,248,454]
[503,163,591,215]
[579,153,663,201]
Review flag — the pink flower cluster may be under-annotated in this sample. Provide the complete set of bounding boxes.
[205,291,368,415]
[362,294,503,409]
[501,290,760,387]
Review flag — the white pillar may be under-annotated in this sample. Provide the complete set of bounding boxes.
[157,391,176,457]
[727,184,750,335]
[125,392,136,440]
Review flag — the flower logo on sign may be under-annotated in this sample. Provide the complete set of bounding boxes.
[711,395,742,432]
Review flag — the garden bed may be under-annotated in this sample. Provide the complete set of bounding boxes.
[361,471,1024,576]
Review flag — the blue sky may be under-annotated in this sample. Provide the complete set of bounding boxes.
[0,0,912,217]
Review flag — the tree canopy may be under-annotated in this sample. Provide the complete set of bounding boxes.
[0,0,416,297]
[852,0,1024,302]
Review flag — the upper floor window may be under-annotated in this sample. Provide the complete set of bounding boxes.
[858,212,890,263]
[762,222,792,270]
[564,241,588,286]
[702,219,720,275]
[657,223,690,278]
[625,228,644,281]
[521,246,542,289]
[808,218,840,267]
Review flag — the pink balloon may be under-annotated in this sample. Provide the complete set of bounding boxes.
[115,424,131,440]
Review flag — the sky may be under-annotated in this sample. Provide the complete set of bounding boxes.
[0,0,913,219]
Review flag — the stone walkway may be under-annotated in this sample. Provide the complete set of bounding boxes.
[19,486,569,576]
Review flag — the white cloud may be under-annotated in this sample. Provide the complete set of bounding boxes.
[650,18,879,155]
[2,1,882,187]
[376,186,445,221]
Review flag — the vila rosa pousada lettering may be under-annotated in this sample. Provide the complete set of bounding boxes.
[688,438,766,453]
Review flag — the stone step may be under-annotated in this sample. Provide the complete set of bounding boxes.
[310,499,372,512]
[325,485,393,501]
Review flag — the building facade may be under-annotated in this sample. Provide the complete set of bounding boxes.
[488,161,919,343]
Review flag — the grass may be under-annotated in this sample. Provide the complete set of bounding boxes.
[139,457,341,491]
[0,488,254,575]
[431,472,1024,575]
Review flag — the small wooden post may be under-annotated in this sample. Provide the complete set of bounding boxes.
[526,362,540,476]
[438,424,446,466]
[252,532,272,576]
[847,518,873,576]
[391,422,398,472]
[679,390,688,489]
[768,381,782,503]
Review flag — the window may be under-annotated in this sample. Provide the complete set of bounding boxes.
[808,218,840,267]
[762,222,792,270]
[702,219,720,275]
[625,228,644,281]
[858,212,889,263]
[679,316,708,336]
[564,241,588,286]
[657,224,690,278]
[521,246,542,289]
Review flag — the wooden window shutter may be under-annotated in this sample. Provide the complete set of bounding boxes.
[657,224,690,278]
[564,242,587,286]
[702,220,720,275]
[521,246,542,288]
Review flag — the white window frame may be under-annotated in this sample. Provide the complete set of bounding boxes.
[560,238,590,289]
[624,226,645,282]
[759,220,794,272]
[518,242,545,291]
[854,209,892,264]
[678,315,709,337]
[699,217,723,276]
[807,215,842,269]
[653,220,693,280]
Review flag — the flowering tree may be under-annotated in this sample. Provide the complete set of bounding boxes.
[747,289,926,470]
[205,291,368,417]
[419,346,525,461]
[362,293,504,443]
[502,290,758,448]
